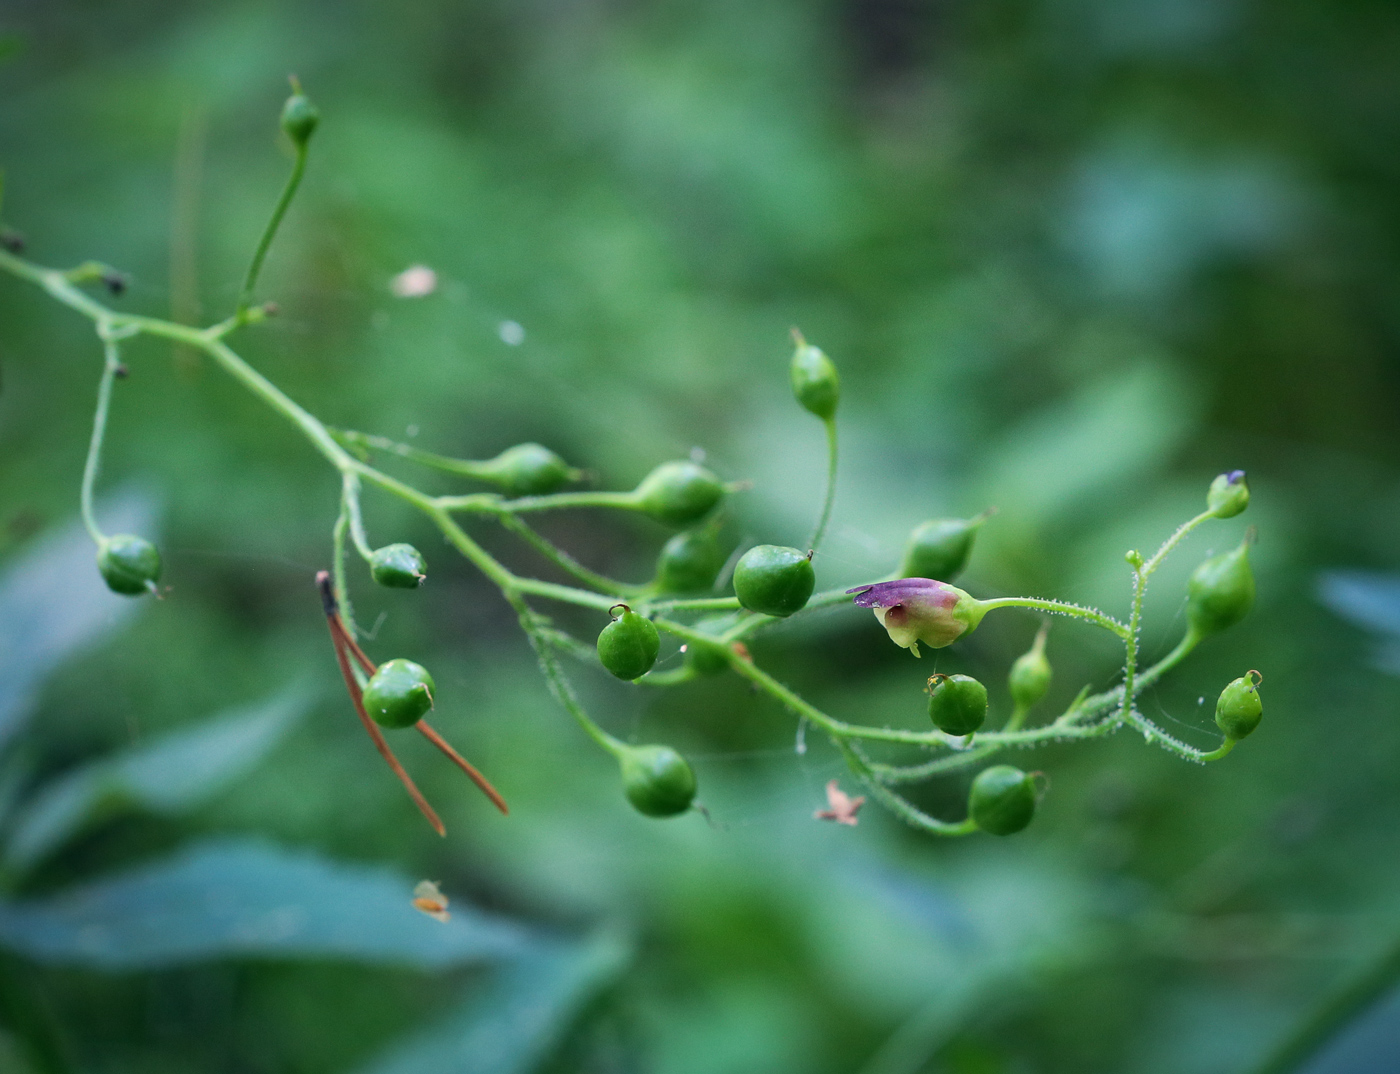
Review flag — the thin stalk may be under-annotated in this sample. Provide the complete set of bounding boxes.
[511,598,625,758]
[1120,565,1145,722]
[236,144,307,317]
[839,741,977,836]
[978,596,1129,639]
[439,489,639,514]
[1143,509,1215,577]
[493,510,641,597]
[331,506,357,639]
[79,334,122,543]
[807,417,838,551]
[342,473,374,560]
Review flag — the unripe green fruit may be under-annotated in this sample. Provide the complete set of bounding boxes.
[597,606,660,681]
[733,545,815,617]
[683,616,732,675]
[487,443,574,497]
[968,765,1037,836]
[369,543,426,588]
[97,534,161,596]
[899,515,988,581]
[654,530,724,594]
[634,462,725,527]
[790,338,839,421]
[926,674,988,736]
[362,659,435,729]
[1207,470,1250,519]
[1215,671,1263,740]
[280,93,320,147]
[1186,538,1255,638]
[684,638,731,675]
[619,744,696,817]
[1008,633,1052,710]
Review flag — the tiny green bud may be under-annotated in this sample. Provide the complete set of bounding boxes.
[968,765,1037,836]
[369,543,426,588]
[733,545,815,617]
[486,443,575,497]
[634,461,725,526]
[926,673,988,736]
[1207,470,1250,518]
[899,512,991,581]
[597,604,661,681]
[362,658,435,729]
[654,529,724,594]
[1008,627,1052,710]
[789,331,839,421]
[1215,670,1263,740]
[1186,536,1255,638]
[619,743,696,817]
[97,534,161,596]
[280,86,320,148]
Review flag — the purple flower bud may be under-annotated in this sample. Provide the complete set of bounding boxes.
[846,578,987,657]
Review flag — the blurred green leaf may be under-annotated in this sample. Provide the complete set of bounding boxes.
[353,927,631,1074]
[0,492,156,751]
[3,684,313,872]
[0,838,531,969]
[977,364,1197,535]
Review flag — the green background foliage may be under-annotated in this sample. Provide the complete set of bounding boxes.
[2,1,1400,1070]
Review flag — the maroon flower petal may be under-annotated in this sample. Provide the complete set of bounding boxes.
[847,578,950,609]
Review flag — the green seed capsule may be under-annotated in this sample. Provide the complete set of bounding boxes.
[1186,537,1255,638]
[899,514,990,581]
[1207,470,1250,519]
[968,765,1037,836]
[486,443,574,497]
[654,529,724,594]
[619,743,697,817]
[682,616,733,675]
[733,545,815,617]
[926,673,988,736]
[369,543,426,588]
[1215,671,1263,740]
[634,461,725,527]
[790,335,839,421]
[362,658,435,729]
[1008,629,1052,710]
[97,534,161,596]
[280,91,320,148]
[597,605,660,681]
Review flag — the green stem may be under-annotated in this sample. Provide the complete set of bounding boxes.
[839,742,977,836]
[1120,565,1144,722]
[512,597,625,758]
[79,332,122,543]
[439,489,640,514]
[1198,737,1235,762]
[236,145,307,318]
[331,504,357,639]
[342,473,374,560]
[807,417,838,552]
[649,596,742,613]
[1143,510,1215,577]
[978,596,1129,639]
[492,510,641,597]
[1066,629,1200,725]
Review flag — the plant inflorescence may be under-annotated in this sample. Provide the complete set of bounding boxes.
[0,84,1264,838]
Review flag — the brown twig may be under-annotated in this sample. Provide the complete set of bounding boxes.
[417,721,509,815]
[317,571,445,836]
